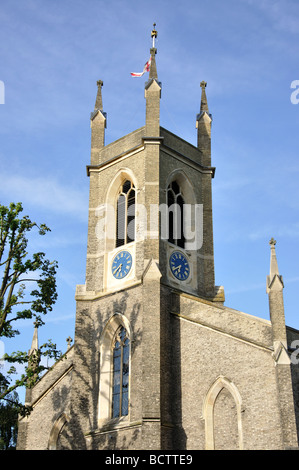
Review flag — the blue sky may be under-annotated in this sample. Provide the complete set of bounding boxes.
[0,0,299,398]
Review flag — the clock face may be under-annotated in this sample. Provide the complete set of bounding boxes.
[112,250,132,279]
[169,251,190,281]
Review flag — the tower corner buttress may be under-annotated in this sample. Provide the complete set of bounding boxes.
[90,79,107,166]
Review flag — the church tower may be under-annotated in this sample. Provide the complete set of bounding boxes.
[69,26,223,450]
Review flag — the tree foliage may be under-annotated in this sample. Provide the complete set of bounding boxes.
[0,202,61,415]
[0,390,19,449]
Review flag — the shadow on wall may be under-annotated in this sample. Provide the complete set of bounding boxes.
[50,291,142,450]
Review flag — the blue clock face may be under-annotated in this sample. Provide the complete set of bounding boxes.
[112,250,132,279]
[169,251,190,281]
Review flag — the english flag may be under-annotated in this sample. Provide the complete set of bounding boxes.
[131,57,151,77]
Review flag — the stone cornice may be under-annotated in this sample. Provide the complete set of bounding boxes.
[171,311,273,353]
[161,143,215,177]
[86,131,215,177]
[86,143,144,176]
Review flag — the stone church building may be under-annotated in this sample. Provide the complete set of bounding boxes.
[17,29,299,450]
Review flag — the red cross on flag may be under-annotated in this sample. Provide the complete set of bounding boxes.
[131,57,151,77]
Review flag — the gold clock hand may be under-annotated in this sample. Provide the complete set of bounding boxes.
[113,264,122,275]
[173,264,181,271]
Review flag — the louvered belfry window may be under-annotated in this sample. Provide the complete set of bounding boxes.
[111,326,130,418]
[116,180,135,247]
[167,181,185,248]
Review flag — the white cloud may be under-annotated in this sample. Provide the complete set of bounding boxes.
[225,275,299,296]
[215,220,299,244]
[0,173,88,221]
[248,223,299,241]
[244,0,299,34]
[225,281,265,295]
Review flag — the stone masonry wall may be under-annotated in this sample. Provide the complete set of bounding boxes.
[18,348,74,450]
[170,293,287,450]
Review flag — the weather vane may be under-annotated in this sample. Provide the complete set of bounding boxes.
[151,23,157,48]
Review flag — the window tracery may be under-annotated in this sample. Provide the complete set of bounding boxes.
[116,180,135,247]
[167,181,185,248]
[111,326,130,418]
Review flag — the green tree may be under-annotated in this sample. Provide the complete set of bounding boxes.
[0,390,19,449]
[0,202,61,416]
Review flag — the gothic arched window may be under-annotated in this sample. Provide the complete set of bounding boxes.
[203,376,244,450]
[116,180,135,248]
[112,326,130,418]
[167,181,185,248]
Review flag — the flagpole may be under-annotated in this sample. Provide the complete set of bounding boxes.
[130,25,157,77]
[151,23,157,48]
